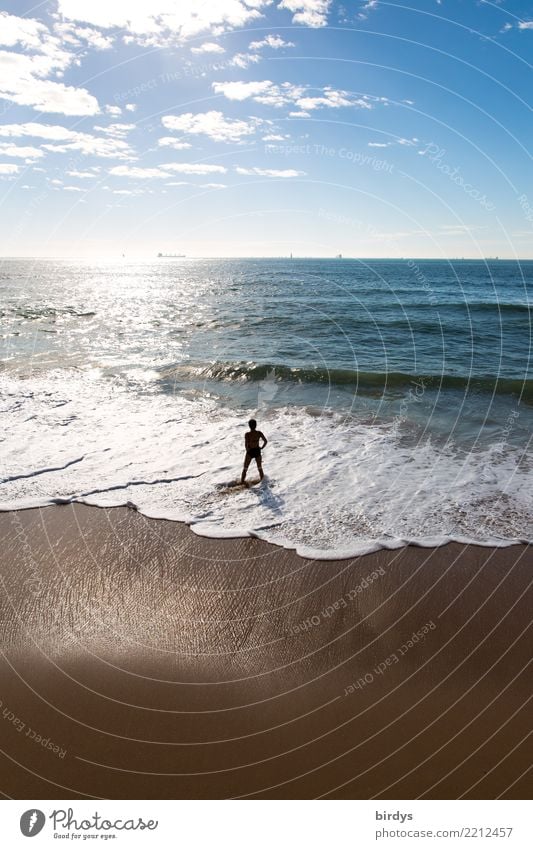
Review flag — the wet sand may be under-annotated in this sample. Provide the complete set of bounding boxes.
[0,504,531,799]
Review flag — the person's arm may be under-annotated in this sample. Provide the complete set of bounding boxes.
[245,432,250,450]
[259,432,268,448]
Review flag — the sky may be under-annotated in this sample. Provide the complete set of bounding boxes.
[0,0,532,259]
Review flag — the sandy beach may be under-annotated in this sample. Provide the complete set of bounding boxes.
[0,504,530,799]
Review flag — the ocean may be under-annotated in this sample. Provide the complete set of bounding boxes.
[1,257,532,557]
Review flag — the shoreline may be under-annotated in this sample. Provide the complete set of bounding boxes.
[1,499,531,561]
[0,504,531,799]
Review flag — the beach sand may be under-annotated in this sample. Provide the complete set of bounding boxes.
[0,504,530,799]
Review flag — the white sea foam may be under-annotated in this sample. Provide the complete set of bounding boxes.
[0,371,531,559]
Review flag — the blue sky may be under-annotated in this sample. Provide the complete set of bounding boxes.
[0,0,532,258]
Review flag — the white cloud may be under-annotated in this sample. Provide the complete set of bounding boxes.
[263,133,288,141]
[63,185,85,191]
[0,163,20,175]
[0,13,100,116]
[235,166,305,177]
[45,137,132,157]
[200,182,227,188]
[53,22,114,49]
[229,32,295,68]
[54,0,330,43]
[71,25,114,49]
[161,162,228,175]
[0,64,100,114]
[0,143,43,159]
[518,21,533,30]
[229,52,261,69]
[297,89,356,109]
[248,34,295,50]
[191,42,226,54]
[125,103,137,112]
[162,110,261,143]
[94,123,136,136]
[158,137,193,150]
[0,12,51,50]
[358,0,378,19]
[110,165,168,179]
[213,80,280,102]
[67,169,98,177]
[0,122,76,141]
[369,136,418,150]
[213,80,371,111]
[0,122,134,159]
[105,104,122,116]
[56,0,271,43]
[278,0,331,27]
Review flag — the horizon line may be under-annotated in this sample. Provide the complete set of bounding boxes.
[1,255,532,262]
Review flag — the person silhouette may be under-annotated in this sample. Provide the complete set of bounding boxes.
[241,419,268,485]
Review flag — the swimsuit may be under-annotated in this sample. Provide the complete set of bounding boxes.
[247,447,261,460]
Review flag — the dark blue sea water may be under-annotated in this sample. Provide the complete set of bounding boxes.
[1,258,532,556]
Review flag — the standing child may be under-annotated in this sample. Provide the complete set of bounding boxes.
[241,419,268,485]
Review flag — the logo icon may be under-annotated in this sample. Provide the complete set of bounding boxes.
[20,810,45,837]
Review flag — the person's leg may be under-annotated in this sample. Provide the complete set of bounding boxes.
[241,453,251,484]
[256,456,264,481]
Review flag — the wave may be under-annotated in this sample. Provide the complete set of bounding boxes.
[161,362,533,401]
[0,307,96,321]
[398,301,533,314]
[312,302,533,319]
[1,369,531,560]
[0,491,529,560]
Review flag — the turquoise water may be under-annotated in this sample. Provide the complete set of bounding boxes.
[1,258,532,555]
